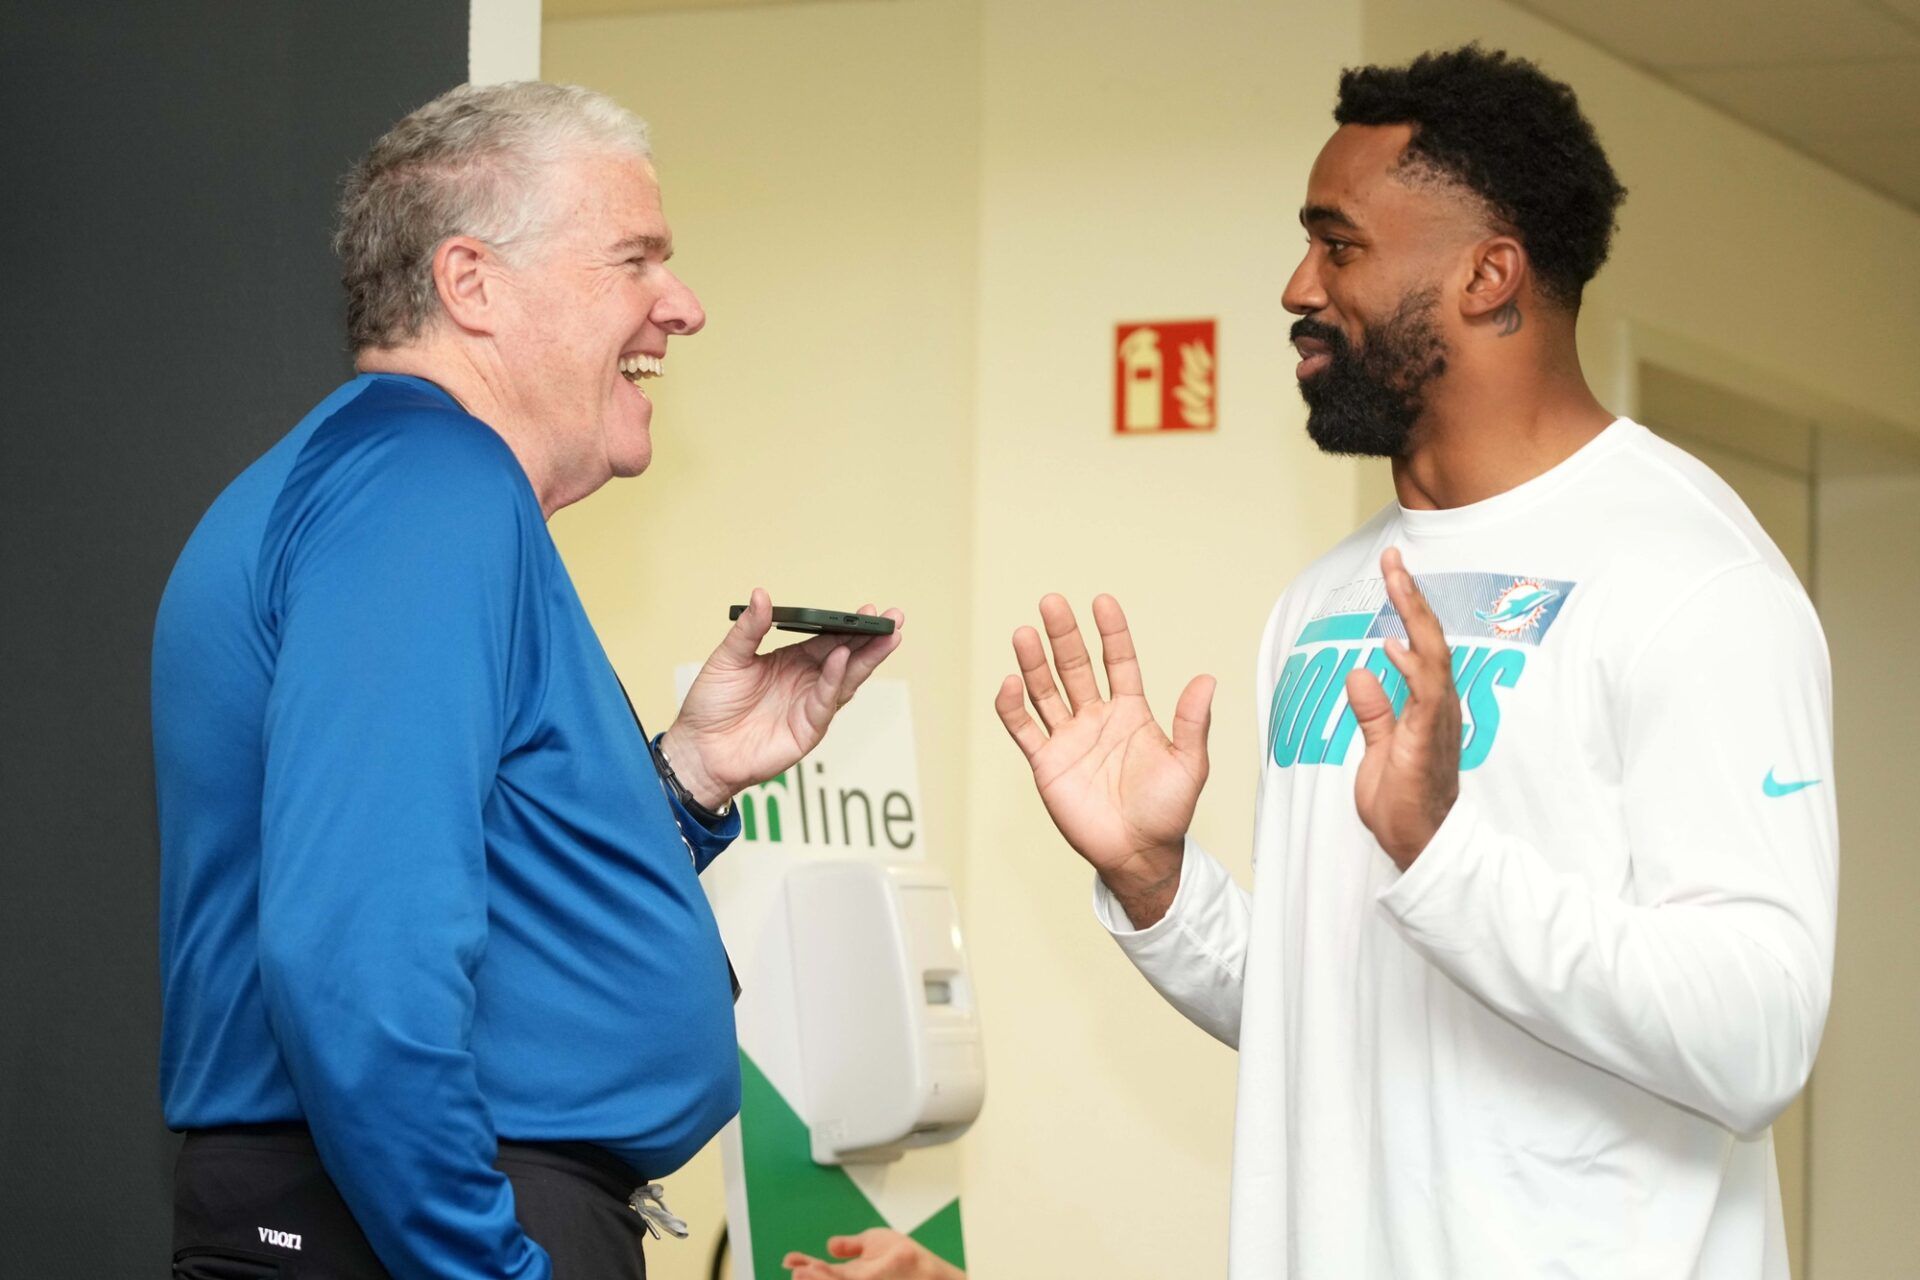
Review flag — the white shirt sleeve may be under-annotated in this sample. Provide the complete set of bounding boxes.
[1376,560,1838,1137]
[1093,837,1253,1048]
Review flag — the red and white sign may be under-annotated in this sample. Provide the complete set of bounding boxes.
[1114,318,1217,434]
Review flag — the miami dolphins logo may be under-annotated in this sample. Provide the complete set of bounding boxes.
[1475,578,1559,637]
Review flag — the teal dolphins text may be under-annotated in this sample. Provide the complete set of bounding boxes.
[1266,644,1527,772]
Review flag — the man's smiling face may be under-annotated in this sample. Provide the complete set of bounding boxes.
[1282,123,1477,458]
[497,149,706,484]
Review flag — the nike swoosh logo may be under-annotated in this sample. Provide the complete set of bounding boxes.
[1763,769,1821,798]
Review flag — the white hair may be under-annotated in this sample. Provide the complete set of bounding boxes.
[334,81,652,350]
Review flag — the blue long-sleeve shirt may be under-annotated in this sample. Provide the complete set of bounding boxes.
[152,373,741,1279]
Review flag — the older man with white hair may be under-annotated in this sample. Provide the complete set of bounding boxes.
[152,82,901,1280]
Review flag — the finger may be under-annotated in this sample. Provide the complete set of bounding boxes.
[1380,637,1452,734]
[838,608,906,701]
[717,586,774,665]
[1169,673,1215,767]
[837,635,902,704]
[794,630,858,661]
[1380,637,1416,683]
[1381,549,1450,691]
[803,644,853,737]
[1038,593,1102,712]
[793,605,877,661]
[794,628,871,663]
[1012,624,1072,732]
[782,1248,844,1271]
[1092,594,1145,698]
[794,604,902,664]
[995,674,1047,762]
[826,1235,869,1258]
[1345,667,1397,749]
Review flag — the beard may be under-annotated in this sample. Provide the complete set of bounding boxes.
[1292,286,1449,458]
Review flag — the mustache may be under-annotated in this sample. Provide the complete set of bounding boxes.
[1290,317,1350,353]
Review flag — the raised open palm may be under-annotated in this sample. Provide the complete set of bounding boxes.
[994,594,1213,926]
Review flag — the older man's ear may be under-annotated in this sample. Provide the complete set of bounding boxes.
[431,234,504,337]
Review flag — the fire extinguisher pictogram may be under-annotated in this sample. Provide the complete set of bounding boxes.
[1114,320,1216,435]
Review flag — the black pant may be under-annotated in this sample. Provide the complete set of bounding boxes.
[172,1126,648,1280]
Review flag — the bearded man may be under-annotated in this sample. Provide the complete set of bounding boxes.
[152,82,902,1280]
[998,46,1835,1279]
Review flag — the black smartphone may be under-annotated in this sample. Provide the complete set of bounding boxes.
[729,605,896,637]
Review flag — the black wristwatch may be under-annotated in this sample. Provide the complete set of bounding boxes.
[649,734,733,828]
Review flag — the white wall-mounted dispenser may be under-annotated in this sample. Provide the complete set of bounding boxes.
[783,860,985,1165]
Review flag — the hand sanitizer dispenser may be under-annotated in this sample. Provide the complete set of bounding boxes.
[784,860,985,1165]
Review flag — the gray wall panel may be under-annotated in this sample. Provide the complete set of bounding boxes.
[0,2,468,1266]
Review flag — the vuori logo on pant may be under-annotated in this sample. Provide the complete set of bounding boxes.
[258,1227,303,1251]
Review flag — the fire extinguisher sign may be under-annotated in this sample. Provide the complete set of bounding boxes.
[1115,318,1217,435]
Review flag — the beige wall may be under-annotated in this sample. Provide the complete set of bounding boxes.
[548,2,1920,1276]
[543,0,981,871]
[959,3,1367,1275]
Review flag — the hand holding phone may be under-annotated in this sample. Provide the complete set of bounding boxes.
[665,591,904,809]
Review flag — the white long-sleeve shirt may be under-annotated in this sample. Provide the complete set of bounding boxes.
[1099,420,1837,1278]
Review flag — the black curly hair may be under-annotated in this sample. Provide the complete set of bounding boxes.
[1335,45,1626,309]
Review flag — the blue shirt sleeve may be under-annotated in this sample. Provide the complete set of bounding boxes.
[255,418,550,1280]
